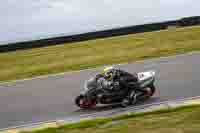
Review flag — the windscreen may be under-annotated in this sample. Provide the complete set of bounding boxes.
[84,77,98,90]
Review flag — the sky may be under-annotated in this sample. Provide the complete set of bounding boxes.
[0,0,199,45]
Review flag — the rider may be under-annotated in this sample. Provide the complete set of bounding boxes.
[94,66,151,106]
[96,66,139,93]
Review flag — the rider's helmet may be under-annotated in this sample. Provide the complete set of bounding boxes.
[102,66,115,81]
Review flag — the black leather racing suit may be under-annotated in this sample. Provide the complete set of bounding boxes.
[112,69,139,92]
[95,69,143,97]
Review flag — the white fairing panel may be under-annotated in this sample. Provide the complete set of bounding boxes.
[137,71,155,82]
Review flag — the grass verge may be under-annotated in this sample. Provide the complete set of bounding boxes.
[1,26,200,82]
[22,105,200,133]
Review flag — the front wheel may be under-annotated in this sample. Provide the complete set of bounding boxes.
[75,95,97,109]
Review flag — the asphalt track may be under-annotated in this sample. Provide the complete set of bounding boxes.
[1,53,200,129]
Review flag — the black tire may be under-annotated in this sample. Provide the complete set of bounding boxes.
[149,84,156,97]
[75,95,84,108]
[75,95,97,109]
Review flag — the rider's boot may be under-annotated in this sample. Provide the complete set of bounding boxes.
[121,96,130,107]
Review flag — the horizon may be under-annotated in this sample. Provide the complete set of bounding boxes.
[0,0,199,45]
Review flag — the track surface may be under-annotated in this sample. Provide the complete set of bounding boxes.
[1,53,200,129]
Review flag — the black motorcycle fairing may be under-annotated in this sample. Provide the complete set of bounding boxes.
[79,71,155,105]
[75,70,156,109]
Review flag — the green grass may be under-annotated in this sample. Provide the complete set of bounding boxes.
[1,26,200,82]
[23,105,200,133]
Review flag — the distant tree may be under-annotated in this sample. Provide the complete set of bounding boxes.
[177,16,200,26]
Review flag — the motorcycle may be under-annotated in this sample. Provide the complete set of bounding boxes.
[75,70,156,109]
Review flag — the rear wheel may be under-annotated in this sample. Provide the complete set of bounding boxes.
[149,84,156,96]
[145,84,156,98]
[122,84,156,107]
